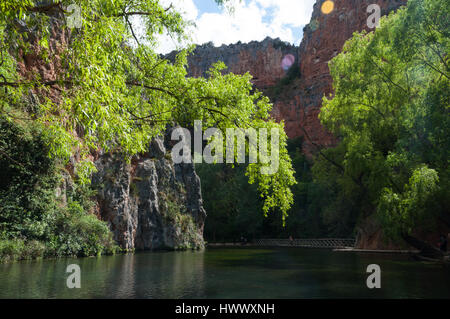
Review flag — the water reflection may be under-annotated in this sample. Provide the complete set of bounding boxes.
[0,248,448,299]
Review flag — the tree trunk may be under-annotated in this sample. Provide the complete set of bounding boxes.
[401,234,444,259]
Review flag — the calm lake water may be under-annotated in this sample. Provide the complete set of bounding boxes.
[0,247,449,299]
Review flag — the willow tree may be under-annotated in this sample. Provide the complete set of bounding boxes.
[318,0,449,244]
[0,1,296,220]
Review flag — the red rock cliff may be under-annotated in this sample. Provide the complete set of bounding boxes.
[181,0,407,155]
[287,0,407,154]
[167,37,299,90]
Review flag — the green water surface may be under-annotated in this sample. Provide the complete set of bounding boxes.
[0,247,449,299]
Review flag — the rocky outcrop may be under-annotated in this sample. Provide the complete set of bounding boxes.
[13,10,206,252]
[13,8,207,252]
[180,0,407,155]
[167,37,299,90]
[287,0,408,154]
[92,129,206,251]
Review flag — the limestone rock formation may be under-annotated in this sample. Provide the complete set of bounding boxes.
[92,129,206,251]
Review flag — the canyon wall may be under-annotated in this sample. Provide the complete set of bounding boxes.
[168,37,299,90]
[92,131,206,251]
[180,0,410,249]
[293,0,408,154]
[19,12,206,252]
[182,0,407,155]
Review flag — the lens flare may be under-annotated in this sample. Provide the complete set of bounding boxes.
[321,0,335,15]
[281,54,295,71]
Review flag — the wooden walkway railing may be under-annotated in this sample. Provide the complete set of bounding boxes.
[253,238,356,248]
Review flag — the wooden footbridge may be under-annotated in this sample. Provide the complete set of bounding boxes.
[252,238,356,249]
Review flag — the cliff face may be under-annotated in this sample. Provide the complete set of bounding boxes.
[291,0,408,154]
[182,0,407,155]
[18,14,206,252]
[92,130,206,251]
[177,38,299,90]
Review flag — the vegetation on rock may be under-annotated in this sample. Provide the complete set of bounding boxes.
[0,118,117,262]
[0,0,295,261]
[197,0,449,248]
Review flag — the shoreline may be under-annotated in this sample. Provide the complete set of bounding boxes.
[206,244,435,256]
[333,248,420,254]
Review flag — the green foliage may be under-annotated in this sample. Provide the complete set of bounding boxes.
[378,166,439,239]
[197,138,348,242]
[317,0,449,239]
[45,201,118,257]
[163,199,185,222]
[197,163,264,241]
[0,116,59,240]
[0,0,295,221]
[0,118,117,262]
[0,239,46,263]
[266,63,301,99]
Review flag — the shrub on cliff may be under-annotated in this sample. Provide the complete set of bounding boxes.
[0,0,296,225]
[0,117,118,262]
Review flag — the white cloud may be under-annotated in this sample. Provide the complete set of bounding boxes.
[255,0,316,27]
[154,0,316,54]
[153,0,199,54]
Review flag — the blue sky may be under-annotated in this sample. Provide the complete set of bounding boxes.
[156,0,316,53]
[192,0,222,14]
